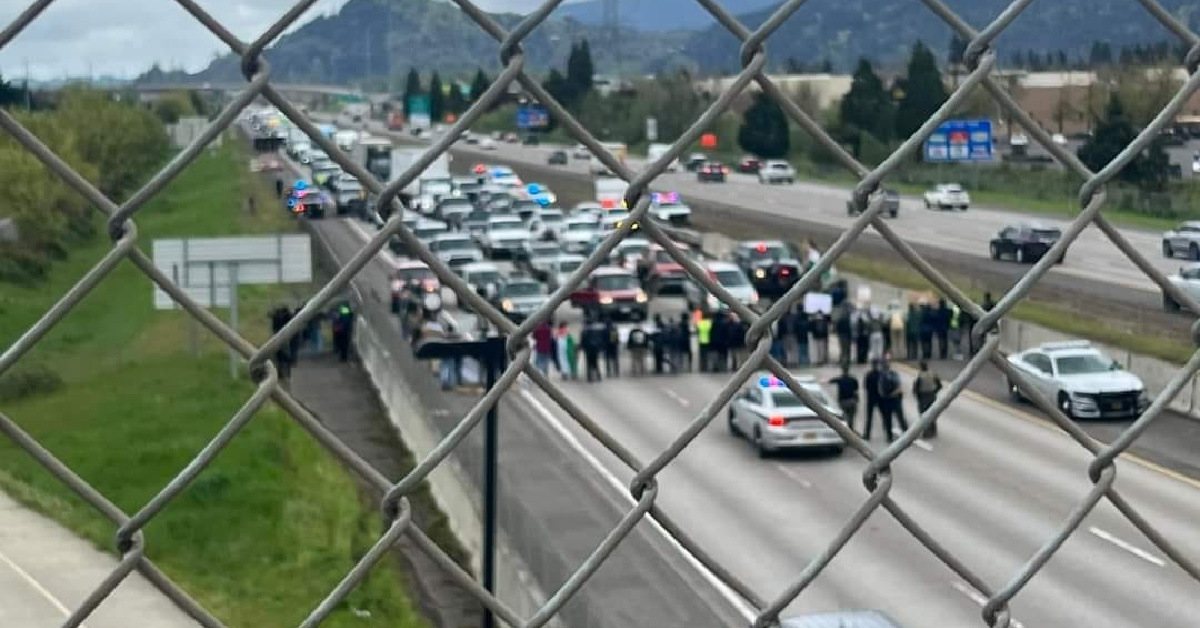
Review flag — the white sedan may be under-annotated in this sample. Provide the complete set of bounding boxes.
[758,160,796,184]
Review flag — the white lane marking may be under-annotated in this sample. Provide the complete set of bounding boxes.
[1088,527,1165,567]
[950,581,1026,628]
[889,428,933,451]
[517,388,758,623]
[775,465,812,488]
[0,547,89,627]
[664,388,691,408]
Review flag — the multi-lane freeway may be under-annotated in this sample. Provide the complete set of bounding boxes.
[307,208,1200,628]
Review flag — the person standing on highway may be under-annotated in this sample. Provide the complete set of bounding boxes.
[868,311,886,362]
[793,306,810,367]
[771,309,791,366]
[330,301,355,363]
[275,178,284,199]
[913,360,943,438]
[877,359,909,444]
[934,298,951,360]
[829,365,859,429]
[810,312,829,365]
[651,314,667,374]
[834,306,853,368]
[269,304,295,379]
[581,314,604,383]
[947,302,963,361]
[627,324,649,376]
[604,315,621,378]
[532,319,555,375]
[710,311,729,373]
[696,313,713,372]
[861,360,881,439]
[904,303,920,361]
[918,302,936,360]
[676,312,693,372]
[889,304,905,360]
[982,292,996,313]
[855,308,871,365]
[555,322,576,380]
[729,313,749,371]
[960,306,977,357]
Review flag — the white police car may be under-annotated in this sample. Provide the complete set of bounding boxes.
[727,373,845,458]
[1006,340,1151,420]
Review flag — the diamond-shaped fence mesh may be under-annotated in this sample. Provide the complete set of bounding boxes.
[4,0,1200,627]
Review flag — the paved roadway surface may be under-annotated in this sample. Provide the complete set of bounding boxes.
[0,492,201,628]
[348,117,1195,341]
[318,208,1200,627]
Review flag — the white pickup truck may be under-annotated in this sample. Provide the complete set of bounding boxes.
[923,183,970,211]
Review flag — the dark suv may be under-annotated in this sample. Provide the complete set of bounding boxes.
[847,188,900,218]
[989,223,1064,264]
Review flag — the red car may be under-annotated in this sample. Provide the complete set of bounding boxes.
[737,155,762,173]
[569,267,649,321]
[697,162,729,183]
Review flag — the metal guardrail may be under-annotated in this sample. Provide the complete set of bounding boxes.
[5,1,1200,627]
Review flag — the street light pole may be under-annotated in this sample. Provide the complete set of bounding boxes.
[414,334,506,628]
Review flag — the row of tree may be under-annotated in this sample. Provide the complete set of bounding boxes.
[1,89,170,285]
[400,68,493,123]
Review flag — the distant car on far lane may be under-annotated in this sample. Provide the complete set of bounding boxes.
[1161,220,1200,260]
[758,160,795,184]
[737,155,762,174]
[989,223,1063,264]
[684,152,708,171]
[480,138,497,150]
[697,161,728,183]
[728,372,845,458]
[847,188,900,218]
[1006,340,1150,420]
[923,183,970,211]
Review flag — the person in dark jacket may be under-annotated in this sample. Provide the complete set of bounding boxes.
[269,304,295,379]
[771,312,790,366]
[793,307,810,367]
[729,314,748,370]
[330,301,355,363]
[960,306,977,357]
[877,359,909,443]
[710,311,729,373]
[676,312,693,372]
[835,307,853,368]
[603,316,620,377]
[581,314,605,383]
[651,314,667,374]
[861,360,881,438]
[918,302,936,360]
[934,298,951,360]
[810,312,829,365]
[904,303,920,361]
[855,311,871,365]
[981,292,996,312]
[829,365,859,428]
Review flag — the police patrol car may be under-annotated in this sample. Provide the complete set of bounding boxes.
[727,373,845,457]
[1006,340,1150,420]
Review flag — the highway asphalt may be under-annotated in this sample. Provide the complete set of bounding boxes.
[320,207,1200,627]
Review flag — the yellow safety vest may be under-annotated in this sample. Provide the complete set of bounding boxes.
[949,305,961,330]
[696,318,713,345]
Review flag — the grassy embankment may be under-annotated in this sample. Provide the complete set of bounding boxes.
[0,139,431,628]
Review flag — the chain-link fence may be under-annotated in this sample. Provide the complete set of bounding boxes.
[5,0,1200,627]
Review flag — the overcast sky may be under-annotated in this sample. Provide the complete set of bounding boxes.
[0,0,559,81]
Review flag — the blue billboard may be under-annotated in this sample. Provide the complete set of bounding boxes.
[924,119,993,162]
[516,105,549,130]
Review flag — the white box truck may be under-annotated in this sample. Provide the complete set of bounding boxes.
[647,143,680,172]
[595,176,629,209]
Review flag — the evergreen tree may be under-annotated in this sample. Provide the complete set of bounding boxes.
[894,41,948,141]
[839,58,894,147]
[402,69,422,121]
[1078,94,1168,189]
[737,92,790,158]
[446,82,467,116]
[543,69,572,108]
[566,39,595,102]
[819,58,833,73]
[469,68,491,103]
[948,35,967,67]
[429,72,445,123]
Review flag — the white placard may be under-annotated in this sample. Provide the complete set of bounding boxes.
[804,292,832,314]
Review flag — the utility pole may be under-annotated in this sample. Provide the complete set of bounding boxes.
[23,58,31,111]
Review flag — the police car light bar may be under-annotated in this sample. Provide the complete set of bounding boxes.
[1040,340,1092,350]
[652,191,679,204]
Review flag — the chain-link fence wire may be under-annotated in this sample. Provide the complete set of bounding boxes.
[4,0,1200,626]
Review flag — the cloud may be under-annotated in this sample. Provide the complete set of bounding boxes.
[0,0,585,80]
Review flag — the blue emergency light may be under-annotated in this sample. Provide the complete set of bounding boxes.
[758,376,785,388]
[294,180,308,190]
[527,183,542,195]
